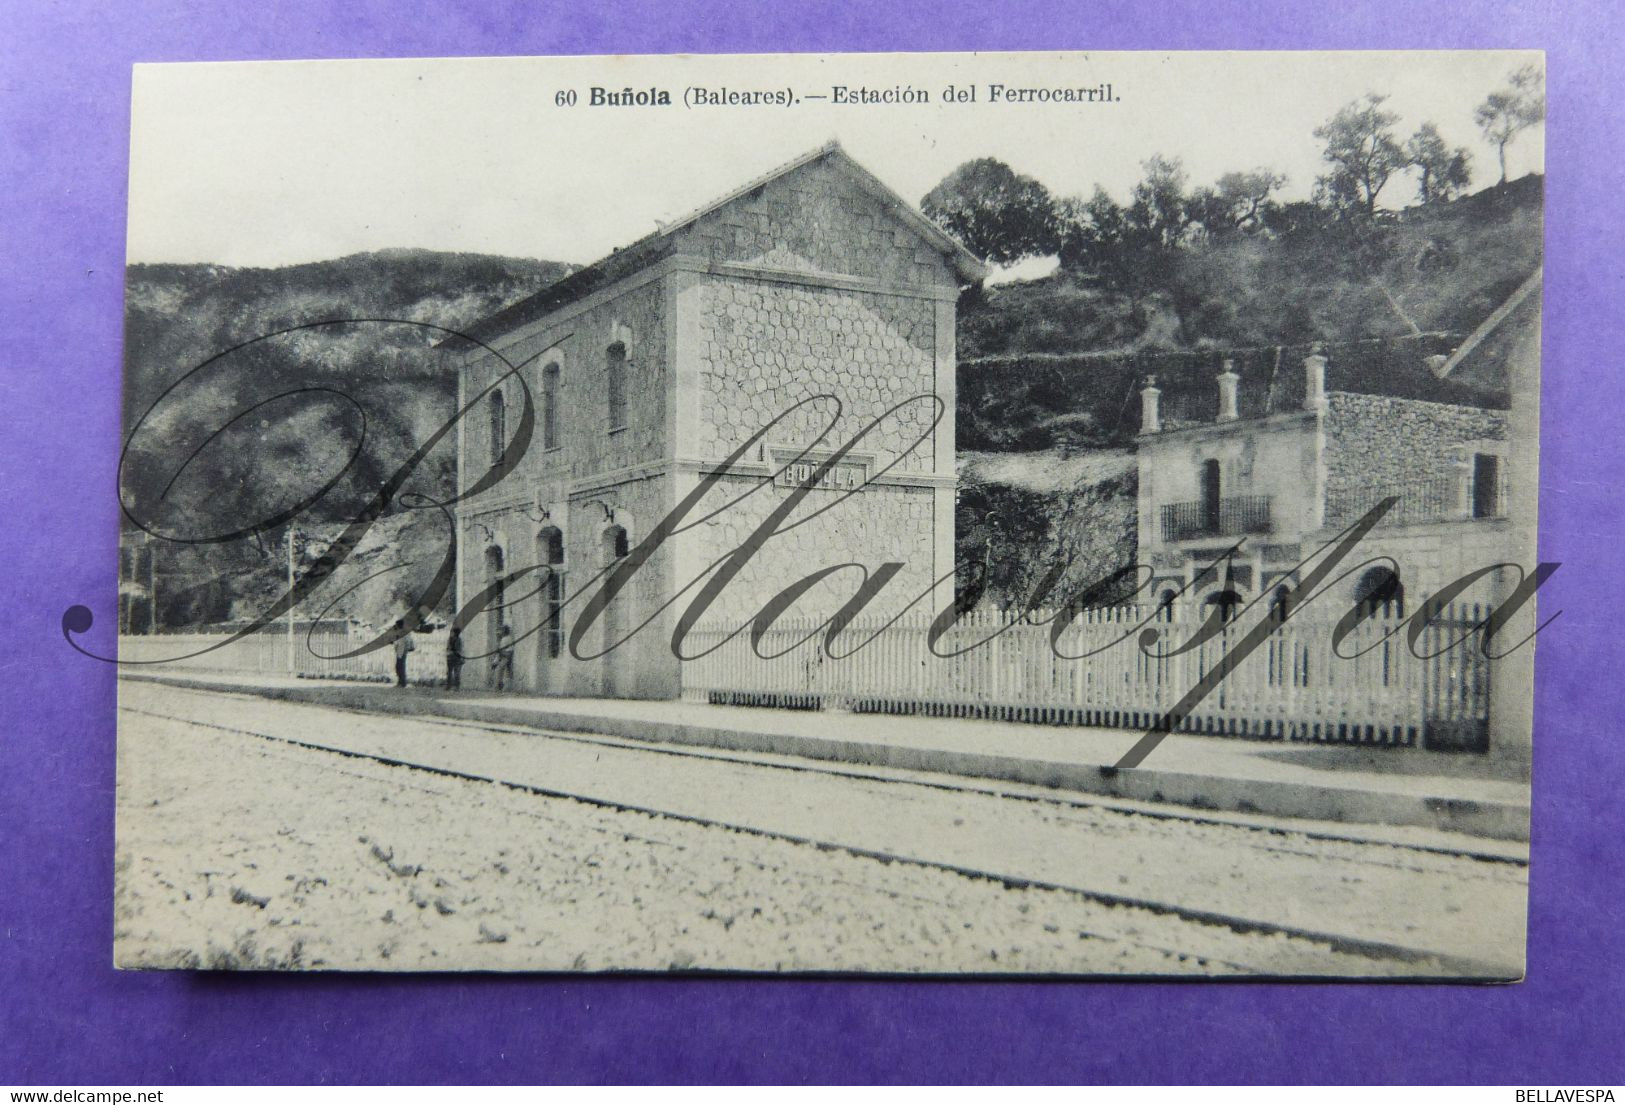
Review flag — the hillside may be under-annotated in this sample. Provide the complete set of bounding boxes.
[121,249,572,629]
[124,248,571,433]
[953,175,1543,608]
[957,174,1542,451]
[121,176,1543,627]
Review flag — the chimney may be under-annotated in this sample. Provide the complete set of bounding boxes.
[1216,360,1239,422]
[1303,344,1328,411]
[1140,376,1162,434]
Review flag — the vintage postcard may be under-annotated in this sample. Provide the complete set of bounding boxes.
[109,50,1544,975]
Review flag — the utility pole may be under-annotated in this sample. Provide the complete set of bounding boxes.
[286,526,297,674]
[148,540,157,635]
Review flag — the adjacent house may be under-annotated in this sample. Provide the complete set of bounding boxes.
[1133,275,1539,628]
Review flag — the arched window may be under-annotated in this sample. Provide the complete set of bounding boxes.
[540,526,564,566]
[1354,567,1405,618]
[541,363,560,451]
[603,524,629,562]
[538,526,565,660]
[605,342,627,431]
[1266,585,1298,687]
[1205,589,1243,625]
[488,389,506,465]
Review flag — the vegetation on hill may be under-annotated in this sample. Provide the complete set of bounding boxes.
[929,70,1545,609]
[123,71,1546,629]
[121,250,570,630]
[958,175,1542,370]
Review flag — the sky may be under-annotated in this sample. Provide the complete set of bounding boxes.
[127,50,1545,269]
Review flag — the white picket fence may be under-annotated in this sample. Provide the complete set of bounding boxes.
[119,625,451,686]
[678,602,1493,750]
[119,602,1494,750]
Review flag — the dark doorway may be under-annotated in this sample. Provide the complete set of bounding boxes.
[601,525,629,696]
[1205,589,1243,624]
[1201,459,1221,533]
[483,545,506,658]
[538,526,565,661]
[1353,566,1405,618]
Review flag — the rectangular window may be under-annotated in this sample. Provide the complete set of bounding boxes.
[606,342,627,431]
[542,363,560,450]
[1472,453,1502,518]
[489,389,506,465]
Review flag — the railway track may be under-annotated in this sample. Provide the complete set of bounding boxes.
[116,684,1528,977]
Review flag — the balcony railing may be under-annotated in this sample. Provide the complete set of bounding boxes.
[1160,494,1273,542]
[1325,470,1507,530]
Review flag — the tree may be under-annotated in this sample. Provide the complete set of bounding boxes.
[1475,65,1545,185]
[1184,186,1228,242]
[920,158,1059,266]
[1054,186,1129,275]
[1127,154,1192,249]
[1191,169,1287,235]
[1405,123,1473,203]
[1260,199,1332,238]
[1054,178,1172,308]
[1313,93,1407,217]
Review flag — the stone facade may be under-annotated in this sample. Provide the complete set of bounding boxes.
[693,280,940,467]
[662,153,958,289]
[447,144,980,698]
[1323,392,1507,513]
[1134,289,1541,764]
[1135,355,1516,616]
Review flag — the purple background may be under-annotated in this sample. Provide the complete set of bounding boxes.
[2,0,1620,1085]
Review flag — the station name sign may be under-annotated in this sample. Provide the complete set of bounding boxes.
[774,459,868,491]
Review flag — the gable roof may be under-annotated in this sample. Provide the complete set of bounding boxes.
[439,141,986,351]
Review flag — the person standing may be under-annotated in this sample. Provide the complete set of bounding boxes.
[445,625,464,690]
[392,619,415,688]
[491,624,515,691]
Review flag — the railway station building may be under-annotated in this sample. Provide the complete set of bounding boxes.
[440,142,985,698]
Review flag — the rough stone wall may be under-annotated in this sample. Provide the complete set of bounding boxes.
[671,156,960,291]
[466,278,668,487]
[692,278,940,472]
[681,476,941,627]
[680,214,950,629]
[1323,392,1506,504]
